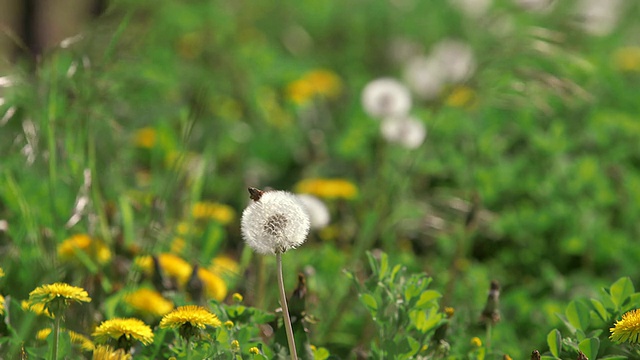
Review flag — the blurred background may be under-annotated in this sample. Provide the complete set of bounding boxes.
[1,0,640,358]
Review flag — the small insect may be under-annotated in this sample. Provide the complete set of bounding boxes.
[248,187,264,201]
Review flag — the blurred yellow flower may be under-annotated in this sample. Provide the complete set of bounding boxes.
[0,294,4,316]
[134,127,157,149]
[445,85,477,108]
[92,318,154,346]
[92,345,132,360]
[610,309,640,344]
[470,336,482,347]
[158,253,193,286]
[209,255,240,277]
[224,320,234,329]
[0,267,4,277]
[198,267,228,301]
[22,300,53,318]
[295,178,358,199]
[192,202,235,224]
[232,293,243,303]
[231,339,240,351]
[27,282,91,316]
[170,237,186,255]
[58,234,111,265]
[249,347,260,354]
[69,330,95,351]
[613,46,640,72]
[287,69,342,105]
[125,288,174,317]
[37,328,52,340]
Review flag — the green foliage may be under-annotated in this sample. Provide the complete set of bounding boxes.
[541,277,640,360]
[347,251,444,359]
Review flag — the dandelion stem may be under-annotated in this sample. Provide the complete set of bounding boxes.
[276,252,298,360]
[186,338,192,360]
[52,316,61,360]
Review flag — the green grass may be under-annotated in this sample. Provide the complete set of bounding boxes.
[1,0,640,358]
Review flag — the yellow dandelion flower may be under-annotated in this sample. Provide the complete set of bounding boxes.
[192,202,235,225]
[198,268,228,301]
[69,330,95,351]
[158,253,193,286]
[160,305,221,329]
[22,300,53,318]
[613,46,640,72]
[295,178,358,200]
[125,288,174,317]
[445,85,478,109]
[92,345,132,360]
[28,282,91,316]
[610,309,640,344]
[92,318,154,347]
[160,305,221,340]
[0,295,4,316]
[37,328,52,340]
[209,255,240,277]
[470,337,482,347]
[134,127,157,149]
[58,234,111,265]
[249,347,260,354]
[287,78,316,105]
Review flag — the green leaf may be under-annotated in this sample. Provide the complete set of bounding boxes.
[415,290,442,308]
[590,299,609,322]
[610,277,634,309]
[578,337,599,360]
[598,356,628,360]
[566,300,591,332]
[360,293,378,316]
[547,329,562,358]
[379,252,390,281]
[409,308,443,333]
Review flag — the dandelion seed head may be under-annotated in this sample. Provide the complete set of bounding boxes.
[380,116,427,149]
[241,190,310,254]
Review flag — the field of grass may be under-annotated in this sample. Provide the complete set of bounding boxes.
[2,0,640,359]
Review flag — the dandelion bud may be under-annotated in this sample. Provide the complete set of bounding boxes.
[241,189,311,255]
[480,280,501,324]
[531,350,541,360]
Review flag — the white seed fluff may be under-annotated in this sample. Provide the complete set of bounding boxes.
[296,194,330,229]
[380,116,427,149]
[241,190,311,255]
[361,78,412,119]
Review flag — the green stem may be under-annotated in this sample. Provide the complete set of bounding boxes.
[486,322,492,355]
[276,252,297,360]
[186,338,192,360]
[51,316,61,360]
